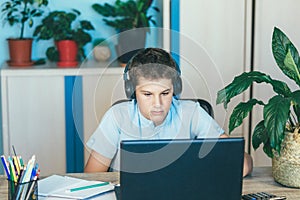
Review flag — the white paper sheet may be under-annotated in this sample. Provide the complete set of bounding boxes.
[38,175,115,199]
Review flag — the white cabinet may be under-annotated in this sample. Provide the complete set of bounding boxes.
[1,73,66,176]
[0,61,125,175]
[81,65,126,164]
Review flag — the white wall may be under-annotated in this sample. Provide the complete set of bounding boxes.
[177,0,300,167]
[178,0,251,138]
[252,0,300,166]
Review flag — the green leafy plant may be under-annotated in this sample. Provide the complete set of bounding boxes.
[92,0,159,33]
[1,0,48,39]
[93,38,109,47]
[33,9,94,61]
[216,27,300,158]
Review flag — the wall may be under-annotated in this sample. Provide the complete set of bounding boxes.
[0,0,163,66]
[176,0,300,167]
[251,0,300,166]
[3,0,299,169]
[174,0,251,146]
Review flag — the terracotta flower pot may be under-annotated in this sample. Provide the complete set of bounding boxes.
[7,38,33,67]
[56,40,78,67]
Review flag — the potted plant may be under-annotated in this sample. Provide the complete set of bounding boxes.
[216,27,300,187]
[1,0,48,66]
[33,9,94,67]
[92,0,159,65]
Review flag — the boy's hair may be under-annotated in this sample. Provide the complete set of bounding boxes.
[123,48,182,99]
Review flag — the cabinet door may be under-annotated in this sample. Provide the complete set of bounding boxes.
[177,0,250,139]
[2,76,66,176]
[82,72,125,163]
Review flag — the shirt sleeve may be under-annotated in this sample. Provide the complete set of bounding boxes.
[86,108,120,159]
[191,103,224,138]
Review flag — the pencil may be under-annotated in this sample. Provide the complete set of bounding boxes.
[68,182,109,192]
[1,155,10,179]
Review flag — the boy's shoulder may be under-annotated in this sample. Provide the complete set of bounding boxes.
[110,99,134,109]
[175,98,199,107]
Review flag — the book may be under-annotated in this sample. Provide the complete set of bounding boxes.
[38,175,115,199]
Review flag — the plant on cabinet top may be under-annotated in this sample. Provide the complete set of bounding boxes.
[1,0,48,39]
[33,9,95,61]
[92,0,159,33]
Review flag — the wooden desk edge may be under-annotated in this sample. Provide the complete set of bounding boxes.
[1,168,300,199]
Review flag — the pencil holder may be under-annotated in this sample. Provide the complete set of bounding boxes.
[7,179,38,200]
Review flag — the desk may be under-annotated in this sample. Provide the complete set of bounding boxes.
[0,167,299,199]
[243,167,300,199]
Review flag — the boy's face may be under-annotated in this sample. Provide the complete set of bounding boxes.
[135,77,173,126]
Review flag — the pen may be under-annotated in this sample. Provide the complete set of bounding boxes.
[68,182,110,192]
[12,145,17,157]
[25,176,37,200]
[21,155,35,183]
[13,156,20,176]
[8,157,17,182]
[1,155,10,179]
[19,156,24,171]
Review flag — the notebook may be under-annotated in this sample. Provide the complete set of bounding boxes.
[119,137,245,200]
[38,175,115,199]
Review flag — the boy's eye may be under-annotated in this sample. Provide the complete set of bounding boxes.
[162,92,170,96]
[144,93,151,96]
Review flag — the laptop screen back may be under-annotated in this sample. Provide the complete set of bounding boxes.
[120,137,244,200]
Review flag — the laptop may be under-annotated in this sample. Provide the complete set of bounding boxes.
[118,137,244,200]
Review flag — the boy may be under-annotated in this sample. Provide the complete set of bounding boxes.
[84,48,253,176]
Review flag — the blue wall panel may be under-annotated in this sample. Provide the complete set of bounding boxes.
[65,76,84,173]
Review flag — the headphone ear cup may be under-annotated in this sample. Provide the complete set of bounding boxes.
[124,79,135,99]
[173,76,182,96]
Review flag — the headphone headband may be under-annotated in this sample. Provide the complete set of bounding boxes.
[123,48,182,99]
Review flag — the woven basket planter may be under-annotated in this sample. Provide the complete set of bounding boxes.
[272,128,300,188]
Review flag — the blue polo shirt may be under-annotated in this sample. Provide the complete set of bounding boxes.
[86,98,224,171]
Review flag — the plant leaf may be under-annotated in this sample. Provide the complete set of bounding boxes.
[217,71,268,108]
[216,71,291,109]
[229,99,264,133]
[283,49,300,87]
[270,79,292,97]
[263,140,274,158]
[272,27,300,87]
[252,120,268,150]
[291,90,300,123]
[263,95,291,153]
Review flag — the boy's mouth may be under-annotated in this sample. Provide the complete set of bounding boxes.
[151,110,164,115]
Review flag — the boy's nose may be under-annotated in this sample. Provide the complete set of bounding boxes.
[153,95,162,107]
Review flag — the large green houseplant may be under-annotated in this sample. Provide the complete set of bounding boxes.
[1,0,48,66]
[92,0,159,64]
[33,9,94,66]
[217,27,300,187]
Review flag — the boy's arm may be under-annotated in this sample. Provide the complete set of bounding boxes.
[84,150,112,172]
[219,134,253,177]
[243,151,253,177]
